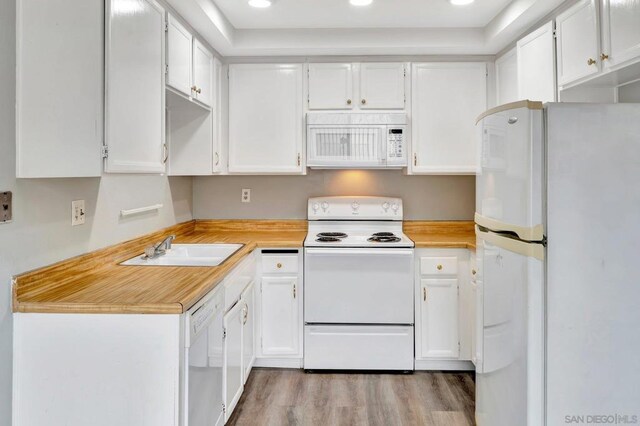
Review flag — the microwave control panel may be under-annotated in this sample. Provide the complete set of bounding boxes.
[387,127,407,162]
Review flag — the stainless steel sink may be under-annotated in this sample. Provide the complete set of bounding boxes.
[120,244,243,267]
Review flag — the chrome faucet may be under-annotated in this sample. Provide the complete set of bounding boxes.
[144,235,175,259]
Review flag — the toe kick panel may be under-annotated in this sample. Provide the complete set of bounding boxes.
[304,325,414,371]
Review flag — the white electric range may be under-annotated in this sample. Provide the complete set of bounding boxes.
[303,196,415,372]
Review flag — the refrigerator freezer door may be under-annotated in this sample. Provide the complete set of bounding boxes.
[475,229,544,426]
[476,102,544,239]
[545,103,640,424]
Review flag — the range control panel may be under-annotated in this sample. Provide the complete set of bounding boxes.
[308,196,403,221]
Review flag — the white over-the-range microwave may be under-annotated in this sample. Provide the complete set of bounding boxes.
[306,113,408,169]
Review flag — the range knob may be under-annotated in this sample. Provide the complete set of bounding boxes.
[321,201,329,211]
[351,201,360,211]
[312,202,320,212]
[382,202,390,211]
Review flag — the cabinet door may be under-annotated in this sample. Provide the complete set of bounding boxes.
[228,64,304,174]
[411,62,486,174]
[223,302,244,422]
[241,282,255,383]
[495,48,519,105]
[193,39,214,107]
[260,277,299,356]
[419,278,460,358]
[16,0,103,178]
[517,22,556,103]
[105,0,166,173]
[166,14,192,97]
[212,58,223,173]
[556,0,600,87]
[308,63,354,110]
[359,63,406,109]
[601,0,640,68]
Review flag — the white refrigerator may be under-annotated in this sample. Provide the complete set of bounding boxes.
[475,101,640,426]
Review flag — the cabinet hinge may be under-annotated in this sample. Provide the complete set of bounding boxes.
[223,328,227,339]
[552,29,557,39]
[165,64,168,76]
[101,145,109,159]
[404,68,406,77]
[222,403,226,414]
[165,21,168,32]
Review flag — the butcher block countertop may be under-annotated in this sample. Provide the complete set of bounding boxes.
[13,220,475,315]
[404,221,476,250]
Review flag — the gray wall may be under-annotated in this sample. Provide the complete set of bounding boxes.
[0,1,192,423]
[194,171,475,220]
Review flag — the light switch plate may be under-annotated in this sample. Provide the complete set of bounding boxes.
[1,191,12,224]
[241,189,251,203]
[72,200,85,226]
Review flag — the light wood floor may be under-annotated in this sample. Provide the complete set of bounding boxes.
[227,368,475,426]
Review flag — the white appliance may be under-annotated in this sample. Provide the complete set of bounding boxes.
[475,101,640,426]
[306,113,407,168]
[303,196,415,371]
[183,286,225,426]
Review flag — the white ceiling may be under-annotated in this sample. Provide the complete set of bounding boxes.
[212,0,515,29]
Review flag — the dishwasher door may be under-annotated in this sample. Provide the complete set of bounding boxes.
[304,248,414,324]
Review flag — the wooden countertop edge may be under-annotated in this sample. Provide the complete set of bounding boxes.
[13,219,475,315]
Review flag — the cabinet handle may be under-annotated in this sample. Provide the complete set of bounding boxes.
[423,287,427,302]
[215,152,219,166]
[163,143,168,163]
[587,58,596,66]
[347,99,352,105]
[601,53,609,61]
[361,99,366,105]
[293,283,296,299]
[437,264,443,271]
[413,153,417,166]
[297,153,301,167]
[243,304,248,325]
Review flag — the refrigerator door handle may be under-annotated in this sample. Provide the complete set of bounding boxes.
[474,213,545,242]
[475,225,545,260]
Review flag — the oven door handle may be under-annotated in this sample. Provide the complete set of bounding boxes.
[305,248,414,256]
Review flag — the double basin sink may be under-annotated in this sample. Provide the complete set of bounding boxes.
[121,244,243,267]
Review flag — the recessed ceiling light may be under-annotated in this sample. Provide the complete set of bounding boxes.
[350,0,373,6]
[449,0,475,5]
[248,0,271,8]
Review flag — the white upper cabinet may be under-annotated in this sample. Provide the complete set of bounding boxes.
[228,64,304,174]
[166,14,192,97]
[192,39,214,107]
[308,63,354,110]
[16,0,103,178]
[601,0,640,68]
[517,22,556,103]
[495,48,519,105]
[105,0,166,173]
[359,63,406,109]
[410,62,487,175]
[556,0,601,87]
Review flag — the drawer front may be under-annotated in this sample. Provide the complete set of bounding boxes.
[262,255,298,274]
[420,256,458,276]
[224,255,257,311]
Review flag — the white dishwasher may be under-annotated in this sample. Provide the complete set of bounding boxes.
[183,286,225,426]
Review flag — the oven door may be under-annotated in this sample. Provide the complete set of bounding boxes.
[304,248,414,324]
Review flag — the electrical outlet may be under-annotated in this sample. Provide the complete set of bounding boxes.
[241,189,251,203]
[1,191,12,224]
[72,200,85,226]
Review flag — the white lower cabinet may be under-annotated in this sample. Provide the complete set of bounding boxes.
[223,301,244,422]
[415,249,474,370]
[255,250,304,367]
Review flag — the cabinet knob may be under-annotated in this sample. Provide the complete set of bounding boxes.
[601,53,609,61]
[587,58,597,66]
[191,85,197,92]
[472,269,477,275]
[361,99,366,104]
[196,87,202,94]
[347,99,352,105]
[276,262,282,269]
[437,264,443,270]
